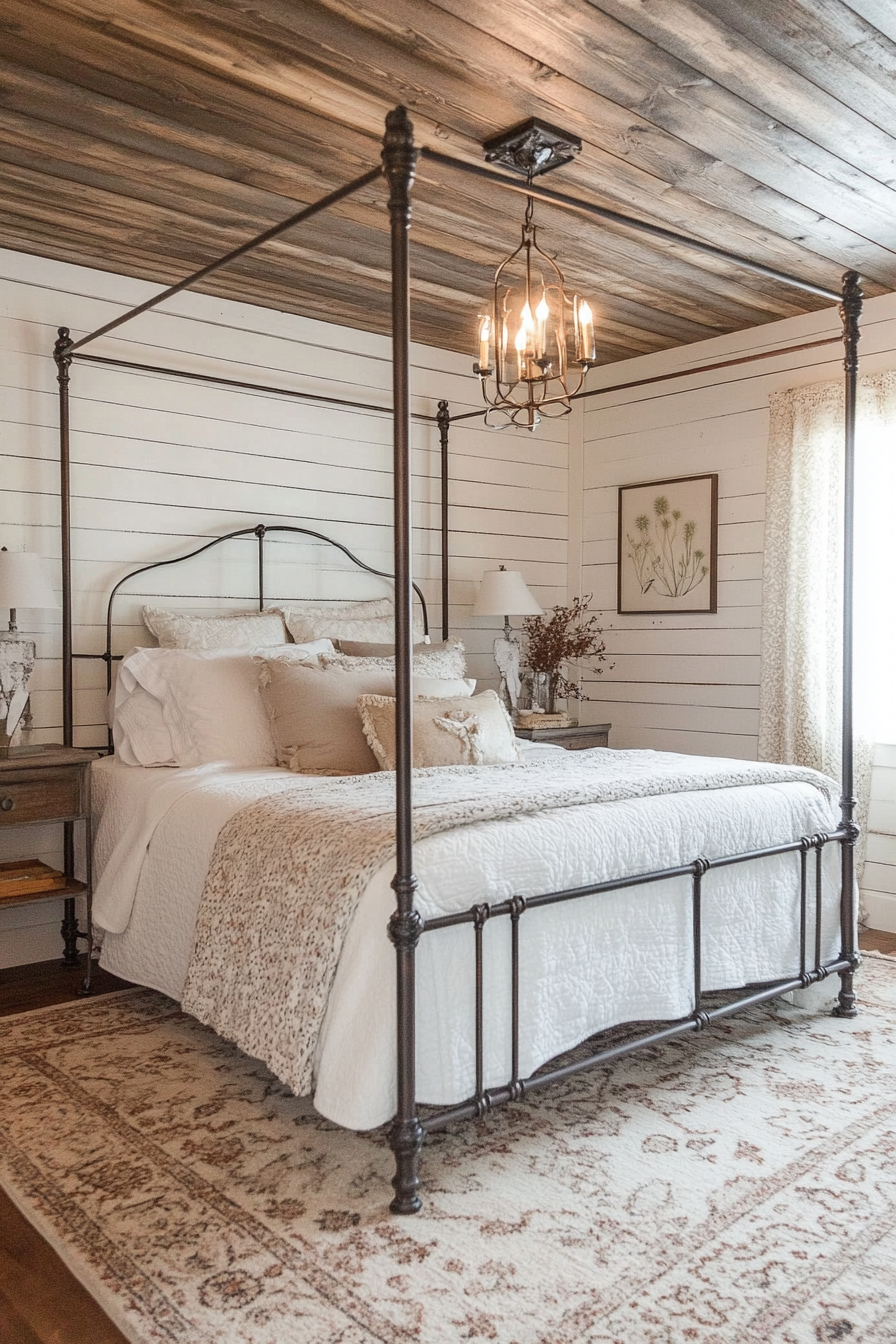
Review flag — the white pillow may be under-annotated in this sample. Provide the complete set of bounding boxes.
[112,641,332,766]
[285,596,424,645]
[321,639,466,680]
[143,606,288,650]
[413,676,476,698]
[112,685,177,767]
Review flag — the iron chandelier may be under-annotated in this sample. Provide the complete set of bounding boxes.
[473,119,597,431]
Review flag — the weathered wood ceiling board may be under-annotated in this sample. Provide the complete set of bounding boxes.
[1,0,895,360]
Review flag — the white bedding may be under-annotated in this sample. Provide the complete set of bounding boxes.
[92,750,842,1130]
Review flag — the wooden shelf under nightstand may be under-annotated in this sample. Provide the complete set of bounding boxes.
[0,745,101,989]
[514,722,611,750]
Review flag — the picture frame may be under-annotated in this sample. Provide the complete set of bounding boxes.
[617,473,718,614]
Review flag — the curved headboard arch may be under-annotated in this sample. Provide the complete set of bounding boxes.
[75,522,430,735]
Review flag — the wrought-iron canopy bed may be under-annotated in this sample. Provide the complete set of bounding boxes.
[53,106,861,1216]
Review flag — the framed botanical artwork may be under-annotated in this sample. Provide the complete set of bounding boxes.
[617,473,718,614]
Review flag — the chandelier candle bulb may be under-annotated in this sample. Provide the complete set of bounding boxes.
[577,298,595,364]
[515,322,528,381]
[535,294,549,360]
[478,315,491,371]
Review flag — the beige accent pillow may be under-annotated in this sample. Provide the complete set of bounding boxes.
[358,690,521,771]
[321,639,466,680]
[257,657,395,775]
[143,605,287,650]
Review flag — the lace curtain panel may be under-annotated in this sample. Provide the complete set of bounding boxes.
[758,370,896,879]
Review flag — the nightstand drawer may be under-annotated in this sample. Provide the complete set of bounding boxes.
[0,769,82,826]
[514,723,611,750]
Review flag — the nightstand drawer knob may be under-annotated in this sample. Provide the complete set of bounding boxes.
[0,797,14,812]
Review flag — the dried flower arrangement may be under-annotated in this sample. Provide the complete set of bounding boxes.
[522,595,609,704]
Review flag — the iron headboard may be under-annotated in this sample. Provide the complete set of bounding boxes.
[74,520,430,745]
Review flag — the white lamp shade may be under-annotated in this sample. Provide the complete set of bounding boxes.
[472,569,543,618]
[0,551,59,610]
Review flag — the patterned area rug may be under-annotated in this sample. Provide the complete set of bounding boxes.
[2,959,896,1344]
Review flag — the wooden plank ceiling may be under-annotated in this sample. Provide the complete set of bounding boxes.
[0,0,895,362]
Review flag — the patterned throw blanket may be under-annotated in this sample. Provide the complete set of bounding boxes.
[181,750,838,1098]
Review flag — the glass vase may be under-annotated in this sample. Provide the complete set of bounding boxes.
[530,671,554,715]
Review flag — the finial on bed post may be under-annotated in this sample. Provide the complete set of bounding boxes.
[383,105,425,1212]
[437,400,450,642]
[833,270,862,1019]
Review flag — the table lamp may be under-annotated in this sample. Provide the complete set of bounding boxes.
[472,565,542,710]
[0,548,60,757]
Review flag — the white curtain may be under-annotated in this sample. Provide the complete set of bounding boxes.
[758,370,896,881]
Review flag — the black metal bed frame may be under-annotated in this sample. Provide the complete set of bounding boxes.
[83,522,432,753]
[53,106,861,1216]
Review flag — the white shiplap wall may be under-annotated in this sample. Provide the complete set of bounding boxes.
[577,289,896,931]
[0,248,568,966]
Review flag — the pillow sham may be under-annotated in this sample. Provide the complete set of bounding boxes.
[337,639,435,657]
[412,676,476,698]
[143,605,287,650]
[112,641,330,766]
[114,646,282,767]
[258,657,395,775]
[321,638,466,681]
[358,690,520,771]
[285,596,425,646]
[111,684,177,767]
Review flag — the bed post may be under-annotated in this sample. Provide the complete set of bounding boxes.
[54,326,81,963]
[833,269,862,1018]
[383,105,424,1213]
[437,400,450,642]
[54,328,74,749]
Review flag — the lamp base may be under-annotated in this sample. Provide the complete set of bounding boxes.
[493,631,521,711]
[0,636,35,752]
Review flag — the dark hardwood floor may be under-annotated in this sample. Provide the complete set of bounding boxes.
[858,928,896,956]
[0,957,134,1018]
[1,935,894,1343]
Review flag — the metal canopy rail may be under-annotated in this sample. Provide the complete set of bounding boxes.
[53,105,861,1218]
[420,146,842,303]
[71,351,442,423]
[66,167,385,355]
[447,335,845,424]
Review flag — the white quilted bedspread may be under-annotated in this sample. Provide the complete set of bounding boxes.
[92,749,843,1129]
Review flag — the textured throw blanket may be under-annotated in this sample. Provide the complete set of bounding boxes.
[181,750,838,1098]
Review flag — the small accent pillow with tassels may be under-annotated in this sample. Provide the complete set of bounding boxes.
[358,689,520,771]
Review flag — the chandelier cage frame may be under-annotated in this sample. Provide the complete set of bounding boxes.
[473,119,597,430]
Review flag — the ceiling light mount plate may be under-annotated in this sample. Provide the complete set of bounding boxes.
[482,118,582,178]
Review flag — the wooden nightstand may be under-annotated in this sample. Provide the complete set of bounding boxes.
[0,745,101,990]
[514,722,611,750]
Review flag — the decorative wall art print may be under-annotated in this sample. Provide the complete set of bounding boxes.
[617,473,718,614]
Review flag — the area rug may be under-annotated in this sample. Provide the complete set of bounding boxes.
[2,960,896,1344]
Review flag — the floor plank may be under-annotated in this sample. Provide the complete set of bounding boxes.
[859,927,896,956]
[0,1192,129,1344]
[0,958,134,1018]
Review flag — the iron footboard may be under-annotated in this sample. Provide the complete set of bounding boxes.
[414,827,856,1137]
